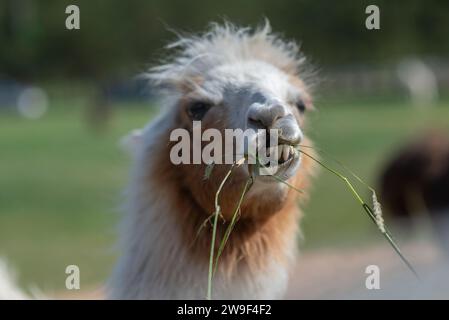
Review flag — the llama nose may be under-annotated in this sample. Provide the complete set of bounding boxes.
[248,103,286,130]
[248,103,302,146]
[272,114,303,146]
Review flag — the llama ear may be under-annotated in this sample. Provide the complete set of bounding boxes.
[119,129,143,156]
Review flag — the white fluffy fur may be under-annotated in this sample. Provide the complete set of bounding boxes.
[108,22,306,299]
[0,259,28,300]
[149,21,306,89]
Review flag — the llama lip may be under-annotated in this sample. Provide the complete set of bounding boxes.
[264,144,297,166]
[255,146,301,181]
[274,149,300,175]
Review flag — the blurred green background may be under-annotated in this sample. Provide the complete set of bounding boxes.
[1,0,448,294]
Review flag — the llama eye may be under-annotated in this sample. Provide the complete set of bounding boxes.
[295,100,306,113]
[187,102,211,120]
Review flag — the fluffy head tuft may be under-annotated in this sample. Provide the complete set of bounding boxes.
[147,21,307,89]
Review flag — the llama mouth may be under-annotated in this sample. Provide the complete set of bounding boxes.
[254,145,301,181]
[278,144,296,165]
[265,144,297,167]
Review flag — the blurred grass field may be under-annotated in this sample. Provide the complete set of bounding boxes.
[1,96,448,293]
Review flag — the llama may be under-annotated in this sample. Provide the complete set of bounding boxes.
[379,131,449,253]
[108,22,316,300]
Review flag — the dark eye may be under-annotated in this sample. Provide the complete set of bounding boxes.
[187,102,211,120]
[295,100,306,113]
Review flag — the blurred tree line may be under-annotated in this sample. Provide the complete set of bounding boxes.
[1,0,448,81]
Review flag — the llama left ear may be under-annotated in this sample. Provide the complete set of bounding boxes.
[119,129,143,156]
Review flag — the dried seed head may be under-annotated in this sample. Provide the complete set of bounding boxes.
[372,191,386,233]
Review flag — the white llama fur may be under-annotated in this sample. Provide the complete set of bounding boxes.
[108,21,312,300]
[149,21,307,87]
[0,260,28,300]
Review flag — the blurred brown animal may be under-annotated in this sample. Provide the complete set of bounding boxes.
[379,130,449,251]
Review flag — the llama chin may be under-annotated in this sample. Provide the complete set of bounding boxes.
[108,21,316,300]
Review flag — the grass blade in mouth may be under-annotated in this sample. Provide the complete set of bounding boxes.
[251,153,306,194]
[206,164,233,300]
[213,176,253,277]
[269,174,304,194]
[205,158,245,300]
[296,147,419,279]
[203,145,418,300]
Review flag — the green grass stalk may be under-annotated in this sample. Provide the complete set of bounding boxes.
[213,177,253,276]
[206,158,246,300]
[297,148,419,278]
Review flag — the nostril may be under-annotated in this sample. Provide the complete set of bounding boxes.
[275,114,303,146]
[271,103,286,120]
[279,131,302,146]
[247,102,287,130]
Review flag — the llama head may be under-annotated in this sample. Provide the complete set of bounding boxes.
[145,21,315,221]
